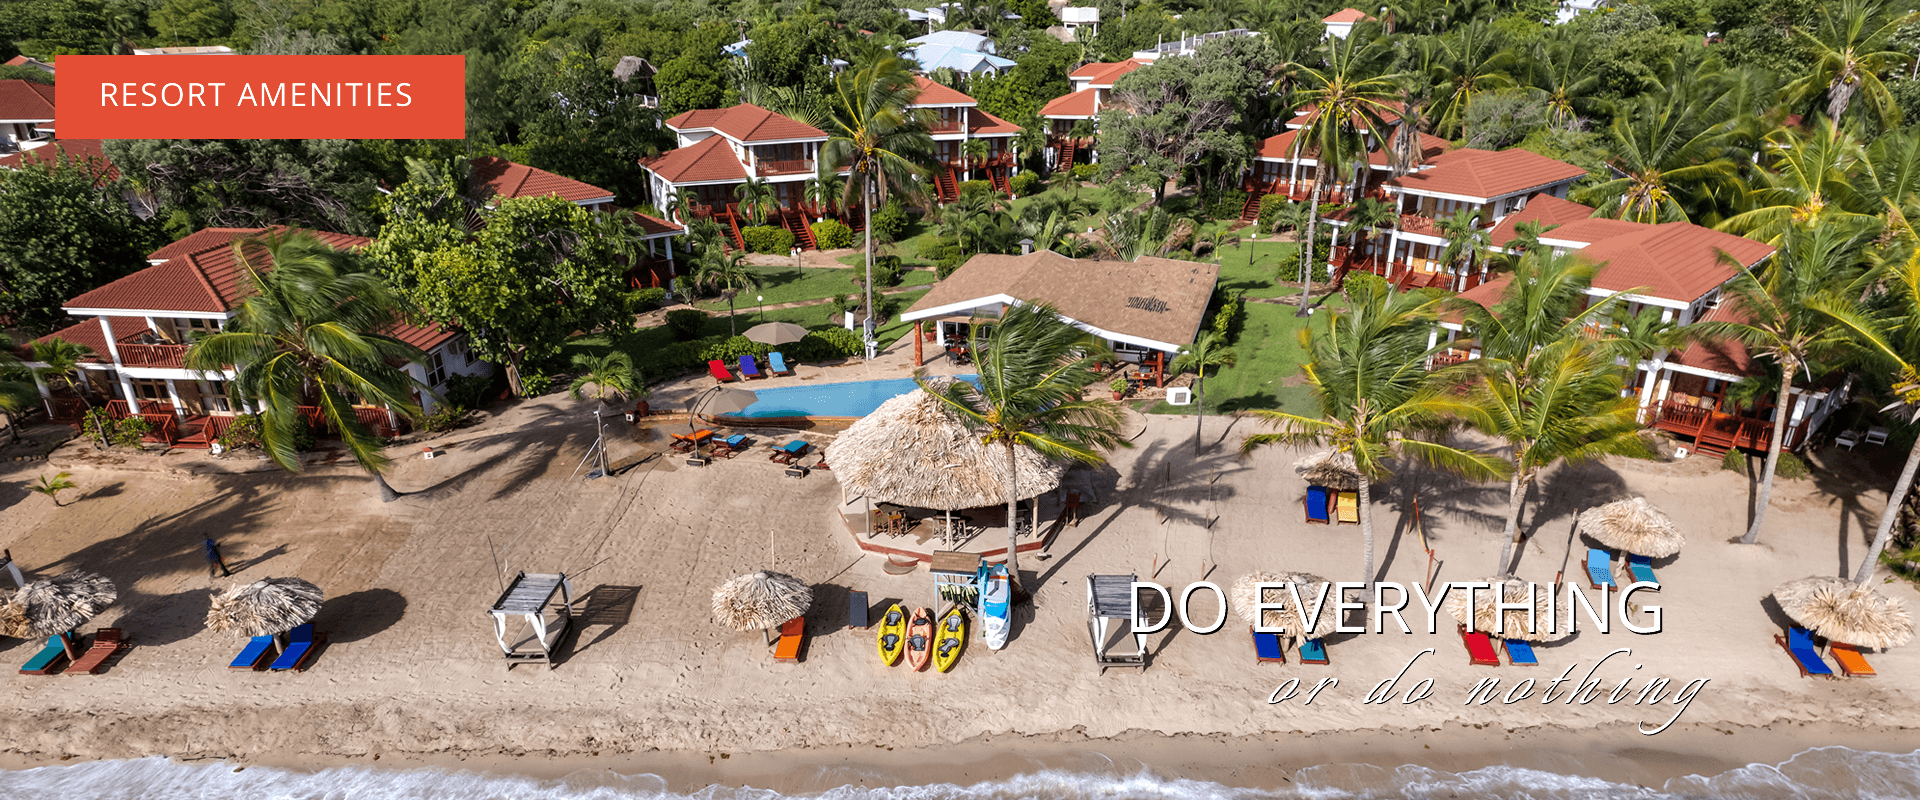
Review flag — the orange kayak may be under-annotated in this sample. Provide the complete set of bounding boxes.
[906,607,933,672]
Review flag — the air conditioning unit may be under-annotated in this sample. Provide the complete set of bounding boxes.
[1166,387,1192,406]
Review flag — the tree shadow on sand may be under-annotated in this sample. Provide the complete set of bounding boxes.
[313,587,407,643]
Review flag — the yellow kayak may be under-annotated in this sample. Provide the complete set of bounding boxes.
[876,603,906,666]
[934,605,966,673]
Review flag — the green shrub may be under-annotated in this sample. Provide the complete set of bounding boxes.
[633,338,714,379]
[1776,451,1812,480]
[1211,289,1246,342]
[625,287,667,314]
[700,335,770,362]
[918,235,961,262]
[1070,163,1097,181]
[789,327,864,360]
[1206,189,1249,221]
[811,219,855,249]
[519,370,553,397]
[665,309,708,340]
[1720,449,1746,474]
[216,413,264,451]
[741,225,795,254]
[869,255,902,287]
[1009,172,1041,197]
[442,373,498,410]
[871,198,911,243]
[1256,194,1287,229]
[423,405,470,432]
[959,179,995,198]
[936,250,969,279]
[85,411,154,448]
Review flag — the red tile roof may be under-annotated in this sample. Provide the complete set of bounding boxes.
[3,56,32,66]
[1068,60,1146,86]
[1486,195,1596,247]
[910,76,976,106]
[1323,8,1375,22]
[1533,217,1648,246]
[639,135,748,184]
[1255,128,1447,166]
[1578,222,1773,303]
[73,227,370,313]
[0,139,119,182]
[1040,87,1100,118]
[663,103,826,142]
[0,79,56,121]
[384,319,459,352]
[1671,302,1755,376]
[1441,274,1511,325]
[969,109,1022,136]
[29,316,148,363]
[147,228,261,262]
[470,156,615,205]
[632,211,684,236]
[1385,148,1586,200]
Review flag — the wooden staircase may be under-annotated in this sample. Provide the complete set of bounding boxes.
[934,167,958,203]
[782,209,816,250]
[1057,139,1078,171]
[1240,189,1268,223]
[721,204,746,251]
[991,169,1012,197]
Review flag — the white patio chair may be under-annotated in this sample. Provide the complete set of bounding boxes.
[1834,430,1861,450]
[1866,426,1891,446]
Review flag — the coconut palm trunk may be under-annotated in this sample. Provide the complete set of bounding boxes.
[1296,178,1327,316]
[1003,439,1022,593]
[1358,472,1377,586]
[864,175,876,353]
[1742,363,1798,544]
[1193,372,1205,457]
[1856,435,1920,583]
[1496,469,1527,574]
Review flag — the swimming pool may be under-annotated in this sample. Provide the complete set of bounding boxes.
[733,376,980,418]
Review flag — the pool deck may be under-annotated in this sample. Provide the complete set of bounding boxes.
[646,329,970,419]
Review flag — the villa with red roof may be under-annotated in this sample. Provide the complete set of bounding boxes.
[639,103,834,249]
[21,228,490,447]
[1241,109,1445,222]
[1322,8,1374,39]
[469,156,616,211]
[910,76,1024,202]
[1038,59,1147,169]
[0,78,57,150]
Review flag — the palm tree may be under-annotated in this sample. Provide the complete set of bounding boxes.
[1245,275,1508,585]
[733,177,778,226]
[1718,126,1875,245]
[663,191,690,224]
[1576,89,1741,224]
[0,335,37,445]
[804,172,847,221]
[1692,222,1876,544]
[918,303,1129,599]
[1281,31,1407,315]
[1527,33,1607,129]
[962,138,991,182]
[693,249,761,337]
[1504,220,1555,258]
[1343,197,1398,273]
[1435,209,1489,289]
[185,231,424,502]
[1783,0,1915,134]
[1013,116,1047,175]
[1170,330,1237,456]
[28,472,77,506]
[569,352,644,402]
[1424,22,1517,139]
[821,54,935,354]
[30,339,106,449]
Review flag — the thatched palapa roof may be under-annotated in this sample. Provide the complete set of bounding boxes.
[1231,571,1340,641]
[1446,577,1562,642]
[712,570,812,632]
[1294,450,1360,491]
[1579,498,1684,558]
[825,377,1067,510]
[207,577,324,637]
[0,572,118,638]
[1773,576,1914,650]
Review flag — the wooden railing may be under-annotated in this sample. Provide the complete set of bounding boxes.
[756,159,815,176]
[116,342,189,368]
[928,119,963,133]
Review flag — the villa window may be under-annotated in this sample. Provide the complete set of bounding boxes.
[131,379,169,402]
[426,351,448,387]
[202,380,233,413]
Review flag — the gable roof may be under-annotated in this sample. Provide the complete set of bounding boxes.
[902,250,1220,350]
[0,139,119,182]
[1384,148,1586,200]
[907,30,994,52]
[0,79,56,122]
[639,135,748,184]
[469,156,615,205]
[632,211,685,237]
[664,103,826,142]
[911,45,1016,74]
[1322,8,1375,22]
[1578,222,1773,302]
[71,227,370,314]
[1040,87,1100,118]
[910,75,976,106]
[1671,301,1755,376]
[1486,195,1596,247]
[969,109,1022,136]
[1069,59,1146,87]
[1255,128,1448,166]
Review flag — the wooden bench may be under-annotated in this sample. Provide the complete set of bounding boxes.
[66,628,129,675]
[847,590,869,630]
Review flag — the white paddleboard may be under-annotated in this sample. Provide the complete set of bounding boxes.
[981,563,1010,650]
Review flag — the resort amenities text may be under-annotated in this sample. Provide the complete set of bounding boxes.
[96,82,416,108]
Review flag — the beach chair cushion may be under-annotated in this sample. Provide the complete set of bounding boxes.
[1503,638,1538,666]
[230,635,275,669]
[723,434,747,449]
[774,616,805,662]
[1252,628,1285,663]
[1459,624,1499,666]
[271,624,316,671]
[847,590,869,630]
[738,355,762,379]
[1586,548,1617,589]
[770,352,793,375]
[1626,554,1658,586]
[1830,643,1876,677]
[1299,638,1329,665]
[1303,486,1331,524]
[1778,627,1834,678]
[20,635,68,675]
[1335,491,1359,524]
[771,440,810,463]
[67,628,125,675]
[707,360,734,383]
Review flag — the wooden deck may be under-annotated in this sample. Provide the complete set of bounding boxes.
[1650,402,1775,457]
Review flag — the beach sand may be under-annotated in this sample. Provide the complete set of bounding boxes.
[1,351,1916,790]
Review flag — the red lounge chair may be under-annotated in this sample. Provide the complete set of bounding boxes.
[707,360,735,383]
[774,616,805,663]
[66,628,129,675]
[1458,624,1499,666]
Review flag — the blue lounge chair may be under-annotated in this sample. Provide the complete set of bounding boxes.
[1626,554,1659,587]
[1299,638,1329,665]
[769,351,793,376]
[1776,627,1835,678]
[230,635,275,669]
[1585,548,1617,590]
[738,355,764,380]
[770,440,810,464]
[1503,638,1539,666]
[1252,628,1285,664]
[20,634,69,675]
[1303,485,1332,524]
[270,624,319,672]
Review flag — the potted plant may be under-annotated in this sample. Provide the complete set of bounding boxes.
[1109,377,1128,400]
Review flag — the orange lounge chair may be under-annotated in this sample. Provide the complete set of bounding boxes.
[1830,642,1876,678]
[774,616,805,663]
[707,360,736,383]
[1459,624,1499,666]
[66,628,128,675]
[670,429,714,453]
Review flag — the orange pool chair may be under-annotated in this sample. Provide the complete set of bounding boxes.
[1830,643,1876,677]
[774,616,805,663]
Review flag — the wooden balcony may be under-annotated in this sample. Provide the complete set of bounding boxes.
[117,342,190,369]
[1651,401,1775,457]
[756,159,815,177]
[929,120,964,134]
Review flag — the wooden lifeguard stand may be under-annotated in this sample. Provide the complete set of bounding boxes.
[930,550,982,607]
[488,571,575,670]
[1087,574,1154,672]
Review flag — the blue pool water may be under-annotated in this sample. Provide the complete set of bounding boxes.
[736,375,980,418]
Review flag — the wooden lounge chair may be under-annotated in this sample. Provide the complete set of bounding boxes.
[770,440,810,464]
[1585,548,1617,590]
[707,359,735,383]
[1775,627,1836,679]
[738,355,765,380]
[1299,638,1329,665]
[1252,627,1285,664]
[773,616,805,663]
[1458,624,1499,666]
[1626,554,1659,587]
[769,351,794,376]
[1303,485,1332,524]
[66,628,128,675]
[711,434,748,459]
[230,634,275,670]
[270,624,322,672]
[19,634,71,675]
[1830,642,1876,678]
[1503,638,1539,666]
[847,590,869,630]
[1334,491,1360,525]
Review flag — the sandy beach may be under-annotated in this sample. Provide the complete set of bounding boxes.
[1,346,1917,792]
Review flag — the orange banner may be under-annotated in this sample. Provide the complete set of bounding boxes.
[57,55,466,139]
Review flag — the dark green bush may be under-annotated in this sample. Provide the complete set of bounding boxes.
[936,250,969,279]
[918,235,961,263]
[1211,289,1246,342]
[519,370,553,397]
[665,309,708,340]
[1206,189,1249,221]
[633,339,713,378]
[1009,172,1041,197]
[741,225,795,254]
[811,219,855,249]
[423,406,471,432]
[86,411,152,448]
[700,335,771,362]
[871,199,911,243]
[959,179,995,198]
[1070,163,1097,181]
[789,327,864,360]
[1256,194,1287,229]
[442,372,499,410]
[625,287,667,314]
[217,414,264,451]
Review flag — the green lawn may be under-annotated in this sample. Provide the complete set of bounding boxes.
[1210,240,1303,299]
[833,180,1152,269]
[1144,301,1322,418]
[692,262,934,312]
[566,289,933,373]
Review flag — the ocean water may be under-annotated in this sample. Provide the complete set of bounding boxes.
[1,747,1916,800]
[737,376,981,418]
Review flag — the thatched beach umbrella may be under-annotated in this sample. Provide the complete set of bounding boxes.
[1446,576,1562,642]
[1294,450,1360,491]
[0,571,117,658]
[1579,497,1684,558]
[207,577,324,646]
[1230,571,1340,642]
[712,570,812,632]
[1772,576,1914,649]
[825,377,1067,512]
